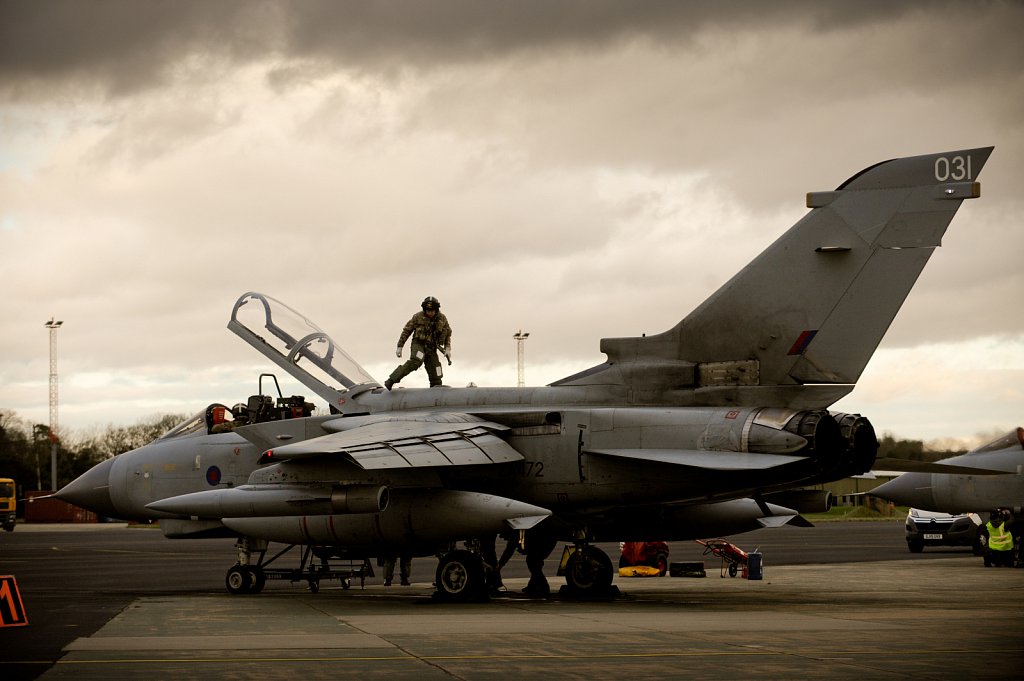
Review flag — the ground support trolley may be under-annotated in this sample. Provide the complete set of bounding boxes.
[226,543,374,594]
[695,538,749,578]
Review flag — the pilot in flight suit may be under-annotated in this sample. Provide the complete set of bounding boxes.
[385,296,452,389]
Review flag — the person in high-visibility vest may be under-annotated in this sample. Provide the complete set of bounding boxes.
[984,509,1015,568]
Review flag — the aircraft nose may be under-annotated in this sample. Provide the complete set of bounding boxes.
[54,457,119,518]
[871,473,936,509]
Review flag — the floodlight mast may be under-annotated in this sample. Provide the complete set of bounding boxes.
[513,330,530,388]
[45,318,63,491]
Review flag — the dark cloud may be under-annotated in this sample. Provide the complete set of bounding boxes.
[0,1,253,96]
[0,0,969,98]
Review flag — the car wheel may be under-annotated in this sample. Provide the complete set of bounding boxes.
[907,540,924,553]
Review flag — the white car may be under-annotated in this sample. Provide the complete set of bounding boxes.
[904,508,981,553]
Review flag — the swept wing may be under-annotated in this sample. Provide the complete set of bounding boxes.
[259,414,521,468]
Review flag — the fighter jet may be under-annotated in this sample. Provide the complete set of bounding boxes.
[57,147,993,600]
[871,426,1023,513]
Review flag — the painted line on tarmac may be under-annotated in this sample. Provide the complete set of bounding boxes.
[45,647,1015,667]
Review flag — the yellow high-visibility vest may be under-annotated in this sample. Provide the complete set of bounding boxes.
[986,521,1013,552]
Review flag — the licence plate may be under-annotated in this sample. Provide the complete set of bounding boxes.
[924,533,943,540]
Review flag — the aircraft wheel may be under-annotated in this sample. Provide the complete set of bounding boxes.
[435,550,485,602]
[564,546,613,596]
[226,565,252,595]
[308,579,320,593]
[250,567,266,594]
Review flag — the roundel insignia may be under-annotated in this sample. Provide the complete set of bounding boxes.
[206,466,222,486]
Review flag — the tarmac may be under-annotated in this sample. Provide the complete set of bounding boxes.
[29,555,1024,680]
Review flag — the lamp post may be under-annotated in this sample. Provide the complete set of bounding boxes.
[45,318,63,492]
[513,330,530,388]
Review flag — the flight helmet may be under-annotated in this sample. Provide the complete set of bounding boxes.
[422,296,440,311]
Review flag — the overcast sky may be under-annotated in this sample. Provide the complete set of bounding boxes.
[1,0,1021,448]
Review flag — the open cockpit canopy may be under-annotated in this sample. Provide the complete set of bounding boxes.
[228,292,379,412]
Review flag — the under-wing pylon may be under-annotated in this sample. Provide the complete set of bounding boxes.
[57,147,994,600]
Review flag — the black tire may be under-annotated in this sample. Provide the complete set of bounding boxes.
[653,553,669,577]
[728,562,738,578]
[908,540,924,554]
[564,546,613,596]
[250,567,266,594]
[226,565,252,595]
[435,550,485,602]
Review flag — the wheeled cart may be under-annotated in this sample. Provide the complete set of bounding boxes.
[695,538,749,578]
[226,544,373,594]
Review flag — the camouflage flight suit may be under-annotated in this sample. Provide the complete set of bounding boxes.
[388,310,452,387]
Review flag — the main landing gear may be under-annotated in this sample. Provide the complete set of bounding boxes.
[560,544,615,596]
[434,549,488,602]
[432,530,617,602]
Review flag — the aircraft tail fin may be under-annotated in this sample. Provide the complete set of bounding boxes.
[554,147,993,405]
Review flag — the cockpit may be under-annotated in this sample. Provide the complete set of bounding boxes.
[158,380,316,441]
[974,426,1024,454]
